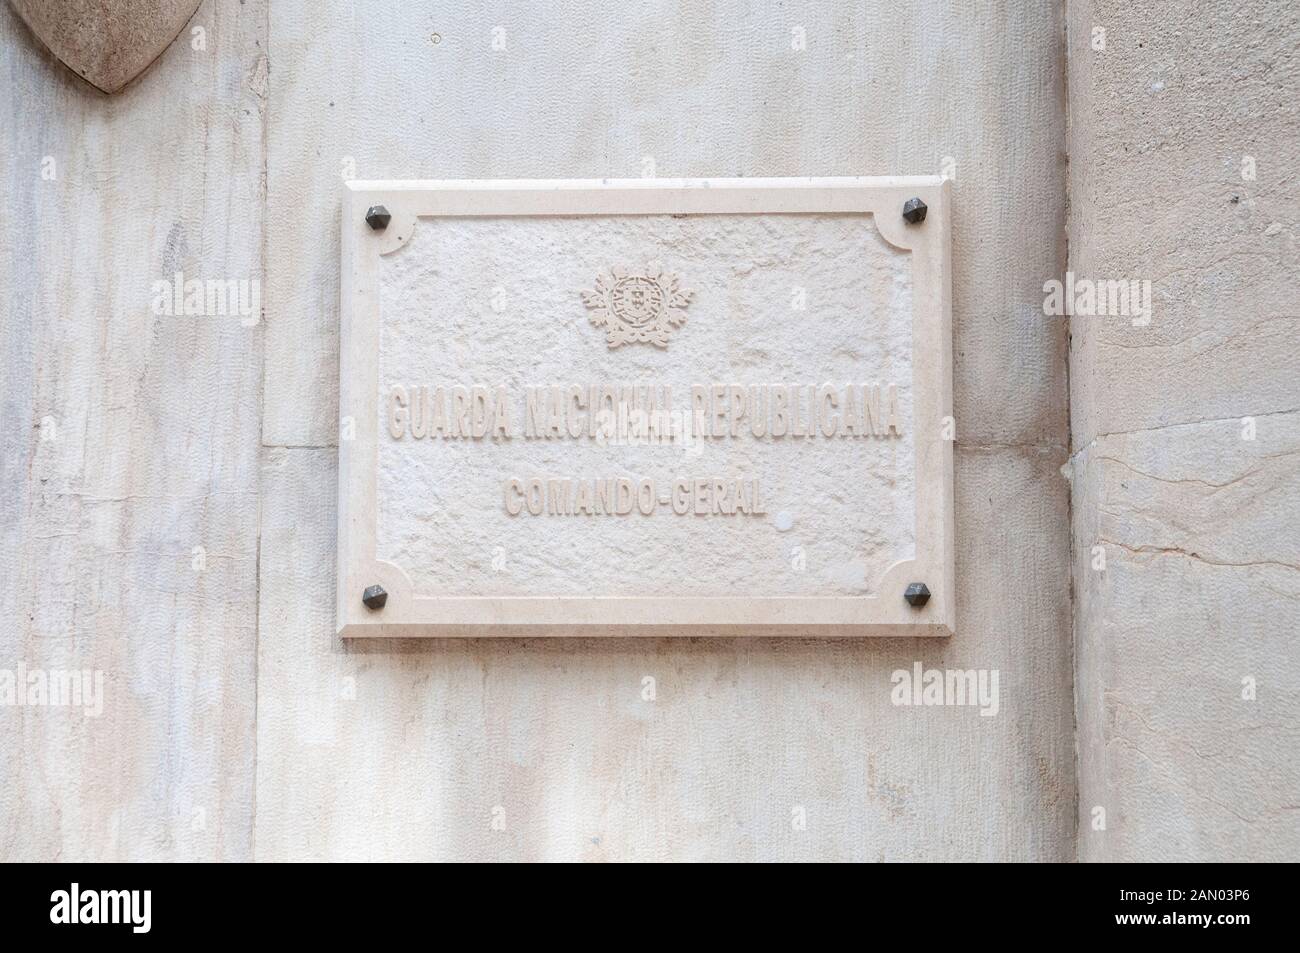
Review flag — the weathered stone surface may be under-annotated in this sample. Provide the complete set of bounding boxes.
[8,0,201,94]
[1069,0,1300,862]
[1072,414,1300,861]
[3,0,1077,861]
[263,0,1068,449]
[254,0,1069,859]
[0,0,265,859]
[376,213,916,600]
[256,445,1072,860]
[1067,0,1300,446]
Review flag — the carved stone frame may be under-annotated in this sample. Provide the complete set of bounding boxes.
[339,177,953,637]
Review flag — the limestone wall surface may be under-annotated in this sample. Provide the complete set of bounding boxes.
[1,0,264,861]
[1067,0,1300,861]
[3,0,1083,861]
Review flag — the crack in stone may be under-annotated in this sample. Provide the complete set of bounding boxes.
[1096,538,1300,573]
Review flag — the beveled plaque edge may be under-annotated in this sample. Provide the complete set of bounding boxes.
[338,177,954,638]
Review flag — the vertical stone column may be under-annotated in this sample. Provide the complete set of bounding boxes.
[255,1,1077,860]
[1068,0,1300,860]
[0,1,267,860]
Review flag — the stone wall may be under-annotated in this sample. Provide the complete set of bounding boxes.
[1,0,263,861]
[1067,0,1300,860]
[4,0,1083,861]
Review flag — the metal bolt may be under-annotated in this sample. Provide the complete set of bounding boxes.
[902,197,927,224]
[362,584,388,610]
[365,205,392,230]
[903,582,931,607]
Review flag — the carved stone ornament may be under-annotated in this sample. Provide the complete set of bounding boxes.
[581,263,693,348]
[8,0,202,94]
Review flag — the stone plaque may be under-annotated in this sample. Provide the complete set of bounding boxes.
[338,178,953,636]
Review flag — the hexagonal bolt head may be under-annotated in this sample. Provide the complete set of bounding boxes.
[365,205,392,230]
[903,582,931,607]
[362,584,388,610]
[902,197,928,224]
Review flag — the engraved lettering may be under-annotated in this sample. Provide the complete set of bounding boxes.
[389,385,408,439]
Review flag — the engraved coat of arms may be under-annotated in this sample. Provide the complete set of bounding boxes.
[581,263,693,348]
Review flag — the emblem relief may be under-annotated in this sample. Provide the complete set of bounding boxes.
[581,263,693,348]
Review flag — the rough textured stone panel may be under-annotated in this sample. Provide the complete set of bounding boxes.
[377,214,915,598]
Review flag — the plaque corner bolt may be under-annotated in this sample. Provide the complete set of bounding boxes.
[362,584,388,610]
[902,197,927,224]
[365,205,392,230]
[903,582,931,607]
